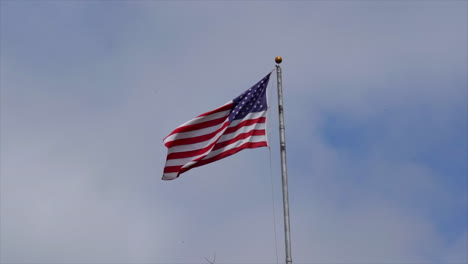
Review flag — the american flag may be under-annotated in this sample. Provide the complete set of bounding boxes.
[162,73,271,180]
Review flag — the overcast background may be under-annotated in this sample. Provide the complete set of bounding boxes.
[1,1,467,264]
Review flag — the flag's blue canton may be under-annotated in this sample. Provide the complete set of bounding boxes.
[228,73,271,122]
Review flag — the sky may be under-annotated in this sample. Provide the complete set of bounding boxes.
[0,1,467,264]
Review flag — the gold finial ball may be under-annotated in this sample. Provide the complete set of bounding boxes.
[275,56,282,64]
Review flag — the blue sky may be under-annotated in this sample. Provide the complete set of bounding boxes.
[1,1,466,263]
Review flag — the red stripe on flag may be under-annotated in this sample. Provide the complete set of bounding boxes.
[163,165,183,174]
[197,103,233,117]
[212,130,266,151]
[166,128,265,160]
[163,150,210,175]
[166,138,219,160]
[177,141,268,175]
[166,116,229,138]
[225,117,266,134]
[164,121,230,148]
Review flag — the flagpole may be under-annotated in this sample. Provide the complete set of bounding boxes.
[275,56,292,264]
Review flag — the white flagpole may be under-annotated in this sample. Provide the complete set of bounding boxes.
[275,56,292,264]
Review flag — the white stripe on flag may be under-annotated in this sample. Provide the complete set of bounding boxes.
[165,122,266,167]
[166,120,230,154]
[164,112,231,143]
[202,135,267,160]
[166,110,266,153]
[177,135,267,171]
[228,111,266,127]
[218,122,266,143]
[162,172,178,180]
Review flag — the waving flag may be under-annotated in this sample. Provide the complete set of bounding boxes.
[162,73,271,180]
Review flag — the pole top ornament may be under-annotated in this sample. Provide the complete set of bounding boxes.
[275,56,282,64]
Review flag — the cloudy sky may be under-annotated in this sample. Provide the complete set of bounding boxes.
[1,1,466,263]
